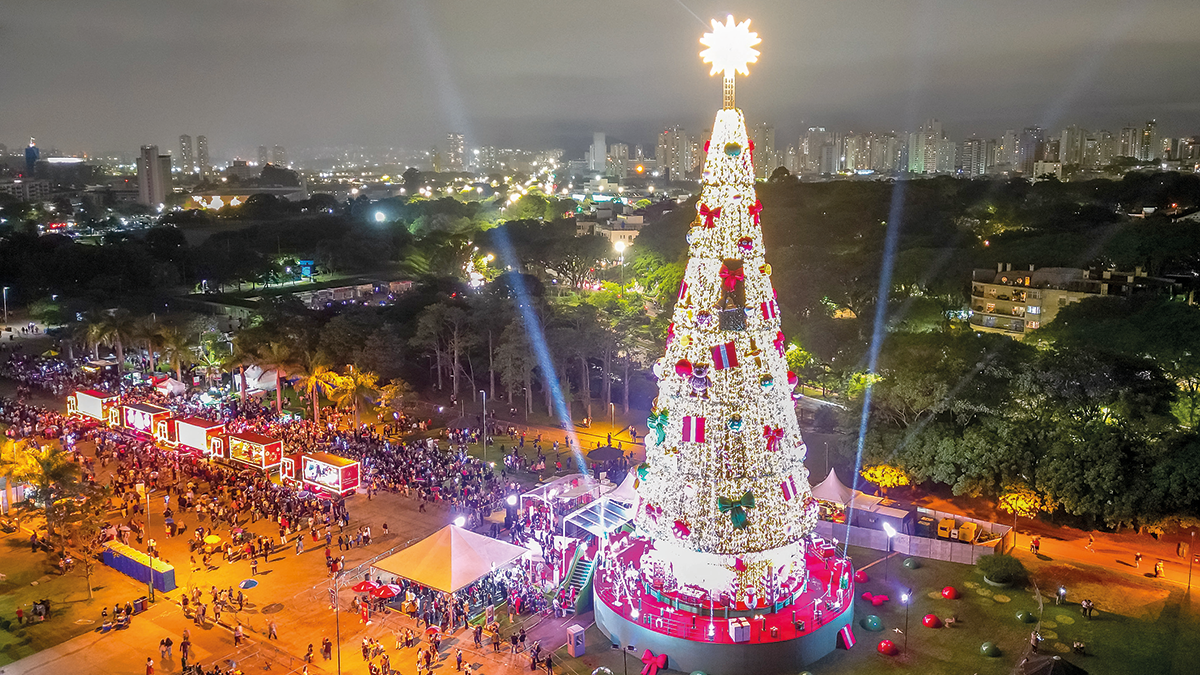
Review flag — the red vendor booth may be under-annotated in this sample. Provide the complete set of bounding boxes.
[123,403,171,436]
[226,432,283,471]
[67,389,119,425]
[173,417,226,456]
[302,452,360,497]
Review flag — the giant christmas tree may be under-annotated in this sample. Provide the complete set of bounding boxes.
[634,16,818,601]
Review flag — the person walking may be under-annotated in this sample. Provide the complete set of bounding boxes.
[268,619,278,639]
[180,638,191,670]
[544,653,553,674]
[456,648,463,671]
[1135,552,1143,568]
[162,636,173,659]
[251,556,258,576]
[1086,533,1095,552]
[145,657,154,675]
[322,637,333,660]
[233,623,244,646]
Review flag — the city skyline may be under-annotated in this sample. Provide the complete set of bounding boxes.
[4,1,1199,156]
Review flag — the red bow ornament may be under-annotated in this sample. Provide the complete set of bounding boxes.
[764,425,785,452]
[698,203,722,227]
[641,649,668,675]
[719,265,744,292]
[672,519,691,538]
[748,199,763,225]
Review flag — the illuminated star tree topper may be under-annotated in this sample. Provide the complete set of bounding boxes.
[699,15,761,108]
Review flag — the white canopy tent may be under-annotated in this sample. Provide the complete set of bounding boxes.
[155,378,187,396]
[371,525,528,594]
[810,468,856,505]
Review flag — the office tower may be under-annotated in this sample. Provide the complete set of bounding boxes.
[1018,127,1044,174]
[257,145,269,166]
[271,145,287,167]
[1139,120,1159,161]
[179,135,194,174]
[749,122,776,178]
[590,132,607,173]
[446,133,464,171]
[0,143,6,157]
[962,138,986,177]
[656,126,691,181]
[137,145,171,207]
[197,135,210,177]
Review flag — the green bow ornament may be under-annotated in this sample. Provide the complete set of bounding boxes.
[717,491,756,529]
[647,409,669,446]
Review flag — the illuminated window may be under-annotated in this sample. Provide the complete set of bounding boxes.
[1027,306,1040,314]
[986,303,996,313]
[1028,321,1040,329]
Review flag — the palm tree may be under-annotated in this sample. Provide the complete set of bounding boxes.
[223,339,257,405]
[331,368,380,429]
[132,316,166,372]
[159,328,197,384]
[0,438,34,517]
[195,342,226,388]
[81,310,109,360]
[94,309,137,372]
[256,341,297,414]
[24,445,82,547]
[296,358,340,425]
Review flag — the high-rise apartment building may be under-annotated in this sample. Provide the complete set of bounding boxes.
[196,135,210,177]
[997,130,1018,172]
[137,144,171,207]
[656,126,691,181]
[1059,125,1085,166]
[257,145,270,166]
[179,135,194,174]
[271,145,287,167]
[962,138,986,177]
[609,142,629,178]
[590,132,607,173]
[749,123,776,178]
[802,127,831,174]
[446,133,464,171]
[1139,120,1159,161]
[1018,127,1045,174]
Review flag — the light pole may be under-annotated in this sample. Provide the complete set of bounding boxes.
[613,241,627,287]
[610,402,615,430]
[883,522,897,582]
[1189,531,1196,594]
[480,389,487,463]
[901,589,911,653]
[2,286,8,325]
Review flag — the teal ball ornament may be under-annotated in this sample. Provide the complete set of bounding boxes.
[728,414,743,431]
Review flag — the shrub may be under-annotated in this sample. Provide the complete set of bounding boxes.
[977,553,1027,584]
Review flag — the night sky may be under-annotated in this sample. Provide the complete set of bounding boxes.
[4,0,1199,157]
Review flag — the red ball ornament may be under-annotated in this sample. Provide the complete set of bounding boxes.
[737,236,754,252]
[876,639,898,656]
[787,371,798,387]
[941,586,959,600]
[922,614,942,628]
[854,570,869,583]
[674,359,693,378]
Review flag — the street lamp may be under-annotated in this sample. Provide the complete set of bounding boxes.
[1189,531,1196,594]
[901,589,911,653]
[613,241,627,286]
[883,522,897,581]
[612,643,636,675]
[2,286,8,325]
